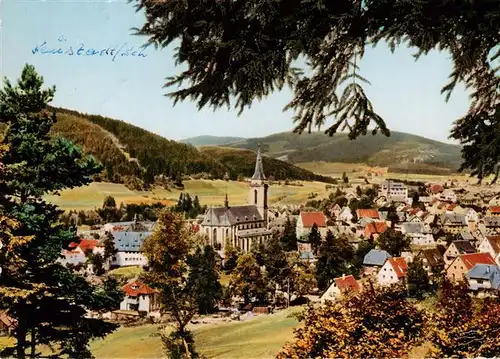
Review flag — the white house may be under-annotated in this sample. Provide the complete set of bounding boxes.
[401,222,435,246]
[59,239,104,268]
[337,207,353,223]
[478,236,500,266]
[378,181,408,202]
[441,189,457,203]
[296,211,328,239]
[111,231,150,267]
[377,257,408,286]
[320,275,360,303]
[120,279,160,313]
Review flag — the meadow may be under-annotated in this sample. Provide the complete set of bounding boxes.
[44,179,332,211]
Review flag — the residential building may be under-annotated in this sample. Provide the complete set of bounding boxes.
[480,216,500,235]
[320,274,361,303]
[377,257,408,286]
[487,206,500,217]
[401,222,435,246]
[201,146,272,252]
[416,247,445,278]
[428,184,444,195]
[467,264,500,296]
[443,240,475,267]
[439,213,468,234]
[112,231,150,267]
[356,209,380,221]
[446,252,496,282]
[478,236,500,266]
[120,279,160,313]
[441,189,457,203]
[337,207,353,223]
[363,249,392,276]
[378,181,408,202]
[363,222,387,240]
[296,211,328,239]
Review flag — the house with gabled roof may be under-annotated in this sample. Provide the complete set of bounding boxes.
[480,216,500,235]
[416,247,445,278]
[111,231,150,267]
[320,274,361,303]
[363,222,387,240]
[401,222,434,246]
[478,236,500,266]
[356,209,380,221]
[446,252,496,282]
[439,213,468,234]
[120,279,160,313]
[487,206,500,217]
[363,249,391,276]
[444,240,475,267]
[467,264,500,296]
[377,257,408,286]
[337,206,353,223]
[296,211,328,239]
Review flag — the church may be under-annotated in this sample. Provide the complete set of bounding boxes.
[201,146,273,252]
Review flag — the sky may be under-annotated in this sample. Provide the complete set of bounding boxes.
[1,0,470,143]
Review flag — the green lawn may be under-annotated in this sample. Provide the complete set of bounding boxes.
[43,180,331,211]
[90,308,301,359]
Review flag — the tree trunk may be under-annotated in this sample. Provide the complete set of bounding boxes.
[16,324,27,359]
[30,327,36,358]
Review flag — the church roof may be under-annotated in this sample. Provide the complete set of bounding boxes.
[252,145,266,181]
[202,205,263,226]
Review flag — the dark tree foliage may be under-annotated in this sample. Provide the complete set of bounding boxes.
[316,230,354,290]
[133,0,499,177]
[350,240,375,278]
[280,217,298,251]
[187,245,223,314]
[0,64,123,358]
[307,223,322,255]
[173,192,206,219]
[406,257,431,299]
[261,233,293,293]
[377,228,411,257]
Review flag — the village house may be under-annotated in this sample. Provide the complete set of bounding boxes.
[446,252,496,282]
[201,146,272,252]
[356,209,380,221]
[487,206,500,217]
[296,211,328,239]
[362,249,392,276]
[480,216,500,235]
[401,222,435,246]
[111,231,150,267]
[378,181,408,203]
[439,213,468,234]
[59,239,104,269]
[363,222,387,240]
[443,240,475,267]
[440,189,457,203]
[377,257,408,286]
[320,274,361,303]
[337,206,354,223]
[478,236,500,266]
[467,264,500,296]
[428,184,444,195]
[416,247,445,278]
[120,279,160,313]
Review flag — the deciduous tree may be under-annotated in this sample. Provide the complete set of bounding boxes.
[229,253,268,305]
[406,257,431,298]
[377,228,411,257]
[316,230,354,290]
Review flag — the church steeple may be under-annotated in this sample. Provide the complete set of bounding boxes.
[252,144,266,181]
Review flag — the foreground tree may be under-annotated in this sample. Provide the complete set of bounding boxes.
[229,253,268,305]
[307,223,321,256]
[0,65,123,358]
[427,280,500,357]
[406,257,431,298]
[133,0,499,177]
[187,245,223,315]
[141,209,201,359]
[277,283,425,358]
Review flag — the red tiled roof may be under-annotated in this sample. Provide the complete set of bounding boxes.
[68,239,101,252]
[364,222,387,238]
[486,236,500,254]
[300,212,327,227]
[447,203,457,211]
[122,280,156,296]
[357,209,380,219]
[334,275,360,293]
[410,208,420,215]
[489,206,500,214]
[191,224,200,233]
[429,184,444,194]
[388,257,408,278]
[459,252,496,270]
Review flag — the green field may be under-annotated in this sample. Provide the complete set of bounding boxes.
[91,308,300,359]
[44,180,332,211]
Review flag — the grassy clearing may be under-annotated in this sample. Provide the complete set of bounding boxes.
[44,180,332,211]
[89,307,301,359]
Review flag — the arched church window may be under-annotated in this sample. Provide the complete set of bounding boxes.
[254,189,258,204]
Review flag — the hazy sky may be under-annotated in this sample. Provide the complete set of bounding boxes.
[2,0,470,143]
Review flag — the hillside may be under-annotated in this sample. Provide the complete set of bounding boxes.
[224,131,463,171]
[1,107,333,187]
[181,135,246,147]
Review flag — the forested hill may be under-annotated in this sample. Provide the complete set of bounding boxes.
[0,107,334,188]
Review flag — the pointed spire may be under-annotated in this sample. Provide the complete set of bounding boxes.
[252,144,266,181]
[224,186,229,208]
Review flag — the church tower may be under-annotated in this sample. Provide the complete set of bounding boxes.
[248,144,268,223]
